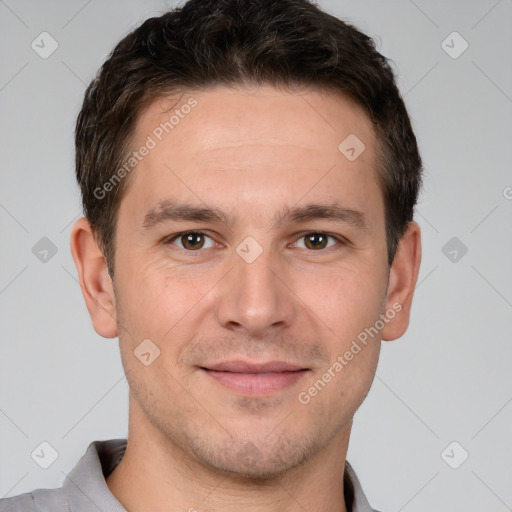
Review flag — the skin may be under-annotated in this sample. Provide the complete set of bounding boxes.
[71,85,421,512]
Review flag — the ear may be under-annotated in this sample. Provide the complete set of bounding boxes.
[70,217,118,338]
[381,221,421,341]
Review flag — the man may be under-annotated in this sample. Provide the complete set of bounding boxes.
[1,0,422,511]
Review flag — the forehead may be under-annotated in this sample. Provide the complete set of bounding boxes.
[137,85,375,154]
[121,85,382,227]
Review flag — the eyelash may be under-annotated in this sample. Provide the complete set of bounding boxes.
[164,230,347,253]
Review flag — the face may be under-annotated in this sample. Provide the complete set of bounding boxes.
[102,86,393,477]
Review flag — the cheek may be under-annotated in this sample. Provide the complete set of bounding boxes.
[115,253,222,342]
[292,260,388,343]
[303,269,384,406]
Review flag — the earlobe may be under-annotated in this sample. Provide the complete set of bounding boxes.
[381,221,422,341]
[70,217,118,339]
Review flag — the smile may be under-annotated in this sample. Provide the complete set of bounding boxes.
[200,368,310,395]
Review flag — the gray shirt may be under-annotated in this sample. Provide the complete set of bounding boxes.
[0,439,380,512]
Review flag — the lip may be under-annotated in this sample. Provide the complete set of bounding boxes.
[200,360,309,396]
[202,360,307,373]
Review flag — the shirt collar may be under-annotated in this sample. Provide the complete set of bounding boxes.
[61,439,376,512]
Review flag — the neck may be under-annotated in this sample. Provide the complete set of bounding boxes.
[106,397,351,512]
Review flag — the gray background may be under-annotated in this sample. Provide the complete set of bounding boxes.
[1,0,511,510]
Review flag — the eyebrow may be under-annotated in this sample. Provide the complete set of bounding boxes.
[273,203,368,230]
[141,200,229,231]
[140,200,368,232]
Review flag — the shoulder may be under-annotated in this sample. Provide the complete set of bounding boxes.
[0,493,34,512]
[0,487,65,512]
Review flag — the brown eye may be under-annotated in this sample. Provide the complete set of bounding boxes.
[292,232,339,251]
[304,233,329,250]
[181,232,205,250]
[168,231,215,251]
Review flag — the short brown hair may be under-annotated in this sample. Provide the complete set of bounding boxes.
[75,0,422,276]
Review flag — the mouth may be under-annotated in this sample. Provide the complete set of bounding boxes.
[199,360,310,395]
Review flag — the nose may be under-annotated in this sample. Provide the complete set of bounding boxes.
[216,246,296,338]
